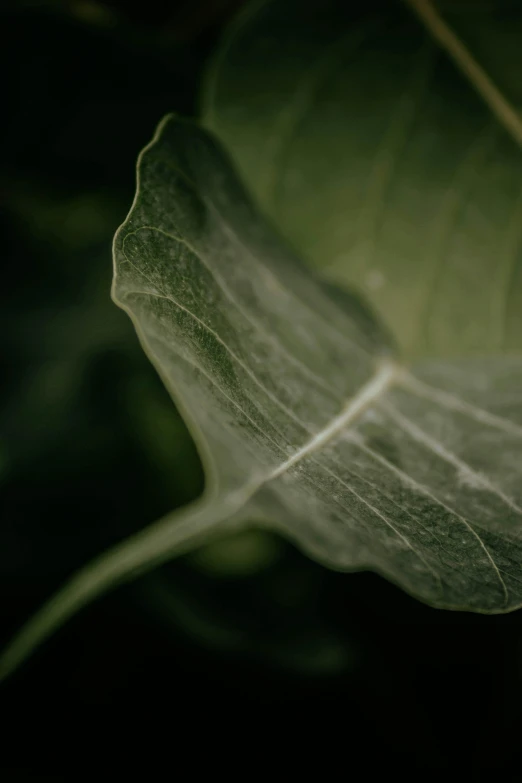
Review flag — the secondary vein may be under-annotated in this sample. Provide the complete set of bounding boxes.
[383,400,522,515]
[398,371,522,438]
[351,436,509,605]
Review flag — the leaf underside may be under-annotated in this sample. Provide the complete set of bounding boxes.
[2,0,522,682]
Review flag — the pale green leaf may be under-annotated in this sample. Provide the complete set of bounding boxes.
[203,0,522,358]
[2,109,522,681]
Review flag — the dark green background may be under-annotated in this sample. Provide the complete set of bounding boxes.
[1,1,521,775]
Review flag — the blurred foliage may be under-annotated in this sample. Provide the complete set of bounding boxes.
[1,1,522,776]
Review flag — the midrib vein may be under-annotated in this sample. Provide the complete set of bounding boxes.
[223,359,399,507]
[265,358,398,481]
[404,0,522,149]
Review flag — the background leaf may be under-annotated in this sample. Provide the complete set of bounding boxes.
[203,0,522,358]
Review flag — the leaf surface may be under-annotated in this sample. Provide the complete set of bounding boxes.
[203,0,522,357]
[110,116,522,618]
[3,1,522,679]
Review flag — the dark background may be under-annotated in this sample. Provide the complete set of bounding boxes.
[1,1,521,775]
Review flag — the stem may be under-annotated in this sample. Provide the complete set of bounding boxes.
[0,495,234,683]
[404,0,522,149]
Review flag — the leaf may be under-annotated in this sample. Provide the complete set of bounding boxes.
[2,110,522,682]
[202,0,522,358]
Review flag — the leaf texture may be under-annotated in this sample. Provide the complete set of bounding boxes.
[112,117,522,616]
[203,0,522,357]
[2,0,522,680]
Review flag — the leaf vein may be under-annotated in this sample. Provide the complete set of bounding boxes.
[124,226,345,398]
[350,436,509,605]
[398,371,522,438]
[383,400,522,514]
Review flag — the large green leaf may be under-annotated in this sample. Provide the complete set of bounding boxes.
[203,0,522,358]
[2,111,522,680]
